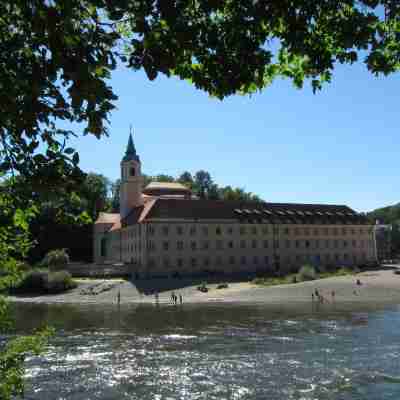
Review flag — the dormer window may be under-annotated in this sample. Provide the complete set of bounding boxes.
[130,167,135,176]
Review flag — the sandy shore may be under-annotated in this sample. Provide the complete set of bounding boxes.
[7,267,400,308]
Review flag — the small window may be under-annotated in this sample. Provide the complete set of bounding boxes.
[130,167,135,176]
[177,241,184,250]
[240,227,246,235]
[202,226,209,236]
[191,241,197,251]
[177,226,183,235]
[163,241,169,251]
[162,226,169,236]
[190,226,196,236]
[202,241,209,250]
[264,240,269,249]
[229,256,235,265]
[241,256,247,265]
[216,240,223,250]
[177,258,183,267]
[228,241,234,249]
[252,240,257,249]
[163,258,170,267]
[191,258,197,267]
[204,257,210,266]
[227,227,234,234]
[240,240,246,249]
[216,227,222,235]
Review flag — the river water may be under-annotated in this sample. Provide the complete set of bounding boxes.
[5,302,400,399]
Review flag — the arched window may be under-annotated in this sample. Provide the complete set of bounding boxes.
[130,167,135,176]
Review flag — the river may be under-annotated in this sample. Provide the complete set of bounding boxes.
[4,302,400,399]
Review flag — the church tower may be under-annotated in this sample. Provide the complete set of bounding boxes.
[120,131,144,219]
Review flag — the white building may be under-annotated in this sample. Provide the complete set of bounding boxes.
[94,134,377,278]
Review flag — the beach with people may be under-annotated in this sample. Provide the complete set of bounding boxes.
[7,266,400,310]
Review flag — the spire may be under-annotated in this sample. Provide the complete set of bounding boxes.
[122,128,140,162]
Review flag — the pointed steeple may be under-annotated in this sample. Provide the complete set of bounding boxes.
[122,129,140,162]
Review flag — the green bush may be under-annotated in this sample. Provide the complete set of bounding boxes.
[45,271,77,293]
[42,249,69,270]
[12,270,76,294]
[297,265,317,281]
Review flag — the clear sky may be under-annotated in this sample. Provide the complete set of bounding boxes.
[68,61,399,213]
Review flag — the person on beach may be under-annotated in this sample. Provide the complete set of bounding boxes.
[179,294,183,305]
[171,291,177,305]
[314,289,320,298]
[117,290,121,305]
[331,290,335,301]
[312,293,314,301]
[155,291,159,304]
[356,279,362,286]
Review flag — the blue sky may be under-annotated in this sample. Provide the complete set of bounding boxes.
[68,61,399,213]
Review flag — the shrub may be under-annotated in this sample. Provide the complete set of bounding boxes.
[297,265,317,281]
[12,270,76,294]
[42,249,69,270]
[45,271,77,293]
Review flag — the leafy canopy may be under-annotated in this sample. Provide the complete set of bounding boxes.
[1,1,400,182]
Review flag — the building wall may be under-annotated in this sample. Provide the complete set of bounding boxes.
[100,220,376,278]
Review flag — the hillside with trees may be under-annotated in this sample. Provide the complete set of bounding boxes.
[367,203,400,225]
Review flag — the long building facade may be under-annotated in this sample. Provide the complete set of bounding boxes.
[94,134,377,278]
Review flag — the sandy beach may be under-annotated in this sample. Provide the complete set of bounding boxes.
[7,266,400,308]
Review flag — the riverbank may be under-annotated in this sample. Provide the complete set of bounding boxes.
[7,267,400,308]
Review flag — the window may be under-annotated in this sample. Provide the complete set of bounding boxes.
[274,240,280,249]
[163,258,170,267]
[305,240,310,249]
[343,240,348,248]
[202,241,209,250]
[163,241,169,251]
[177,258,183,267]
[229,256,235,265]
[264,240,269,249]
[342,228,347,235]
[216,240,223,250]
[177,226,183,235]
[264,256,269,265]
[216,256,222,265]
[351,228,355,235]
[325,239,330,249]
[253,256,258,265]
[162,226,169,236]
[177,241,184,250]
[352,240,357,248]
[295,240,300,249]
[335,254,340,261]
[191,258,197,267]
[334,240,338,249]
[191,241,197,251]
[204,257,210,267]
[190,226,196,236]
[202,226,209,236]
[130,167,135,176]
[216,227,222,235]
[315,239,319,249]
[227,226,234,234]
[240,240,246,249]
[147,241,156,252]
[148,258,156,268]
[252,227,257,235]
[228,241,234,249]
[240,227,246,235]
[252,240,257,249]
[148,226,155,236]
[285,240,290,249]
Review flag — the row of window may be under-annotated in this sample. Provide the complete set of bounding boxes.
[147,252,368,268]
[144,225,372,237]
[144,239,373,252]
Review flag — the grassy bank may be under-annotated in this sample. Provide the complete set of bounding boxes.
[253,266,357,287]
